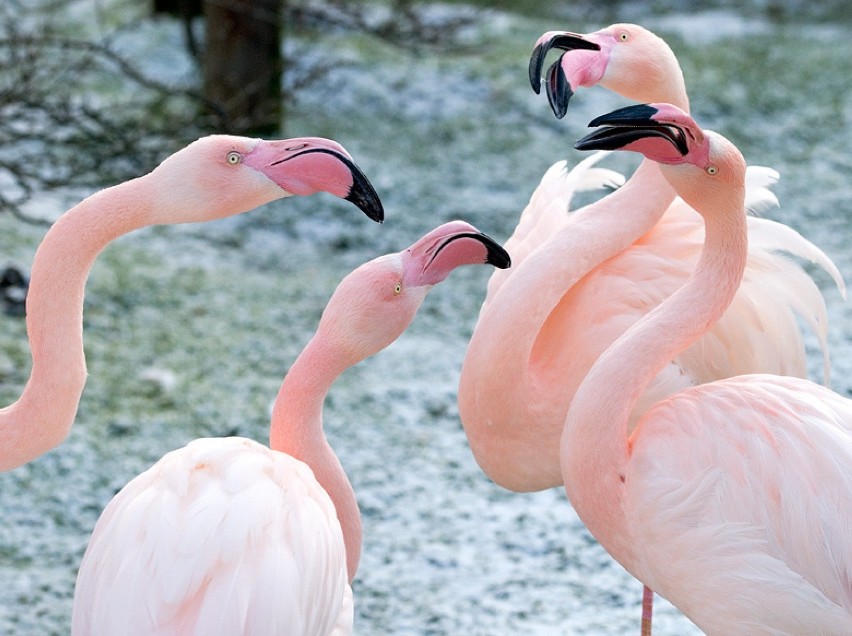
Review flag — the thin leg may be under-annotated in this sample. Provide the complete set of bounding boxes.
[641,584,653,636]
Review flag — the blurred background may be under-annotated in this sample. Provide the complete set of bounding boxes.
[0,1,850,633]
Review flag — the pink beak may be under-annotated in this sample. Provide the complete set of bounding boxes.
[401,220,511,287]
[244,137,384,222]
[528,31,605,119]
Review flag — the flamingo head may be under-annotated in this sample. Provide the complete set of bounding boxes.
[150,135,383,224]
[317,221,510,365]
[574,103,745,213]
[529,23,685,119]
[400,220,511,287]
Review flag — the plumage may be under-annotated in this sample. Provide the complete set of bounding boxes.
[76,438,349,636]
[484,152,624,301]
[0,135,383,472]
[565,102,852,634]
[72,222,510,636]
[458,23,843,493]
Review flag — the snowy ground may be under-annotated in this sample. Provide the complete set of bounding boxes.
[1,3,850,634]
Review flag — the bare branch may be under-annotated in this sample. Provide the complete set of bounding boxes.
[0,1,478,222]
[0,15,219,222]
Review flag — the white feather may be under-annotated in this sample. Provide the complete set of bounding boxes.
[72,437,350,636]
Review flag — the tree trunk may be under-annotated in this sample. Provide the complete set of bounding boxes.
[152,0,202,18]
[202,0,282,135]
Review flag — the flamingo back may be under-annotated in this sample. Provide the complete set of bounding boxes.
[626,375,852,633]
[72,437,351,636]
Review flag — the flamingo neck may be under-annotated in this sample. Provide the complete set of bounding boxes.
[459,160,676,488]
[269,334,362,582]
[0,177,157,471]
[520,158,676,314]
[604,40,689,113]
[561,179,747,562]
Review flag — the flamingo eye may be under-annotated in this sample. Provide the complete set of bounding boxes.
[226,151,242,165]
[393,282,402,295]
[706,165,718,175]
[618,31,629,42]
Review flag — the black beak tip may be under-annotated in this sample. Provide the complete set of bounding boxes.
[529,44,545,93]
[344,162,384,223]
[347,191,384,223]
[545,58,573,120]
[530,33,600,96]
[573,137,592,152]
[552,33,601,53]
[482,238,511,269]
[588,103,661,128]
[550,90,572,120]
[489,250,511,269]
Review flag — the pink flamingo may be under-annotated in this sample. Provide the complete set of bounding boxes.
[458,22,843,493]
[71,221,510,636]
[0,135,383,472]
[531,24,850,631]
[564,102,852,633]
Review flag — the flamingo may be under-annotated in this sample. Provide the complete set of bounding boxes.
[562,102,852,634]
[71,221,510,636]
[0,135,383,472]
[529,24,851,631]
[458,22,844,493]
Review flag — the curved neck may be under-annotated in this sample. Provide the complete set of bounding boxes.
[0,177,156,470]
[269,334,362,582]
[605,44,689,114]
[561,179,748,561]
[465,160,676,387]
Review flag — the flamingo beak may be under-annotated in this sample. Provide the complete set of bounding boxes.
[403,221,511,287]
[463,231,512,269]
[244,139,385,222]
[285,148,385,223]
[529,31,601,94]
[335,153,385,223]
[574,104,690,156]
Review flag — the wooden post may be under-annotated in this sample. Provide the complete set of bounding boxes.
[202,0,282,134]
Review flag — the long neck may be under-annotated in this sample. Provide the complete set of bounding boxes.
[561,180,748,562]
[269,334,362,582]
[0,177,157,470]
[607,41,690,113]
[461,160,676,424]
[498,159,674,336]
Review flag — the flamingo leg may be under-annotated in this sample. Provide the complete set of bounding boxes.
[641,585,653,636]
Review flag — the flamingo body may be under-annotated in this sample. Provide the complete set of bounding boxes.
[72,222,510,636]
[458,24,843,493]
[461,153,841,491]
[625,376,852,633]
[74,437,352,636]
[564,103,852,634]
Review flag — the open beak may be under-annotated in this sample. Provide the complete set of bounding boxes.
[574,104,690,156]
[529,31,601,94]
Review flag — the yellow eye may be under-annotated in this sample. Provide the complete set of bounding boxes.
[619,31,629,42]
[706,165,718,175]
[227,151,242,165]
[393,282,402,295]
